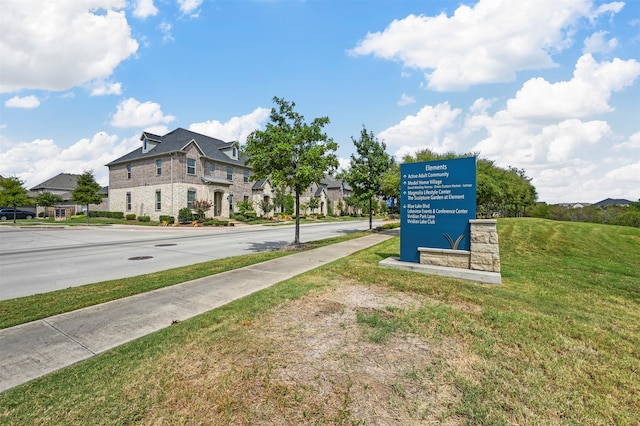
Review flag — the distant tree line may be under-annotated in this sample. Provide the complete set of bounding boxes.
[531,201,640,228]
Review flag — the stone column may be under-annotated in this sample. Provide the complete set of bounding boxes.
[470,219,500,272]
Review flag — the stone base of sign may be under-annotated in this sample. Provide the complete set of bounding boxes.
[386,219,501,285]
[417,219,500,273]
[418,248,470,269]
[379,257,501,285]
[469,219,501,273]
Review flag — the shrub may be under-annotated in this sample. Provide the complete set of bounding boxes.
[89,211,125,219]
[202,220,213,226]
[137,215,151,222]
[178,208,194,224]
[610,211,640,228]
[125,214,137,221]
[159,215,175,224]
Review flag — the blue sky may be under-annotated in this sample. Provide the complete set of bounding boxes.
[1,0,639,204]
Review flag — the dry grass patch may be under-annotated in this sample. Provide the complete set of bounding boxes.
[140,284,481,425]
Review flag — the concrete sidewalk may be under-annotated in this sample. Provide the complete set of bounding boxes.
[0,232,395,393]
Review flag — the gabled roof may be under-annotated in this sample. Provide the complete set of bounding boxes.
[593,198,632,207]
[106,128,248,167]
[321,175,351,191]
[30,173,81,191]
[252,178,270,190]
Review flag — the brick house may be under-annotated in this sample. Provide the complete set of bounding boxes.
[107,128,263,221]
[106,128,355,221]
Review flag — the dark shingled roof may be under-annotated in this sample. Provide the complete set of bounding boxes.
[106,128,248,167]
[30,173,81,191]
[593,198,633,207]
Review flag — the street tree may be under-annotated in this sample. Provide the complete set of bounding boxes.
[308,196,320,214]
[71,171,103,225]
[0,176,31,223]
[34,192,64,219]
[244,97,338,245]
[346,126,391,229]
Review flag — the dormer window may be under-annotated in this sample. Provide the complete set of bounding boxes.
[142,136,160,153]
[232,147,237,158]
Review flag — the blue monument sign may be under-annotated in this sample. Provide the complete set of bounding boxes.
[400,157,476,263]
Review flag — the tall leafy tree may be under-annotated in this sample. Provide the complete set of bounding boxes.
[71,171,103,224]
[244,97,338,245]
[346,127,391,229]
[34,192,64,219]
[380,160,400,214]
[0,176,31,223]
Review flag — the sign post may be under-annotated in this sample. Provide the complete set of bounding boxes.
[400,157,476,263]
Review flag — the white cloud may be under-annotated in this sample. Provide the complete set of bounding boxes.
[397,93,415,106]
[613,131,640,150]
[379,103,462,158]
[159,21,174,43]
[133,0,158,19]
[501,54,640,121]
[110,98,176,128]
[89,80,123,96]
[177,0,203,16]
[349,0,623,91]
[189,107,271,143]
[337,157,351,173]
[605,162,640,181]
[0,0,138,93]
[583,31,618,54]
[0,132,139,188]
[4,95,40,108]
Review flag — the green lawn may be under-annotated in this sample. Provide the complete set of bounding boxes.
[0,218,638,425]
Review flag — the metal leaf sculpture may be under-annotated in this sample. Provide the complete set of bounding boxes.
[443,233,465,250]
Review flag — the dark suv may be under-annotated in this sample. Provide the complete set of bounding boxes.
[0,208,35,220]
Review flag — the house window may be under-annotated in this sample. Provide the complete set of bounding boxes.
[126,192,131,211]
[209,163,215,175]
[232,147,237,158]
[126,165,131,179]
[243,195,249,201]
[155,190,161,210]
[156,159,162,176]
[229,194,233,212]
[227,166,233,181]
[187,158,196,175]
[243,170,249,183]
[187,190,196,209]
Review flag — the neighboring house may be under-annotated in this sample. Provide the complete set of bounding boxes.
[593,198,633,208]
[106,128,259,221]
[321,176,356,215]
[29,172,108,216]
[298,182,328,216]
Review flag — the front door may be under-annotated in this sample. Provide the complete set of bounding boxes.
[213,192,223,217]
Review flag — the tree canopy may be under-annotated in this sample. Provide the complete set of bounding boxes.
[34,192,64,218]
[243,97,338,244]
[0,176,31,223]
[71,171,103,224]
[345,126,391,229]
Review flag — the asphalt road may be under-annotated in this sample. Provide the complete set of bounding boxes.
[0,220,385,301]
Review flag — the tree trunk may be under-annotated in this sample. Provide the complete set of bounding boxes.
[294,191,300,245]
[369,197,373,230]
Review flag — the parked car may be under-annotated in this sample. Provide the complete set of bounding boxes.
[0,208,35,220]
